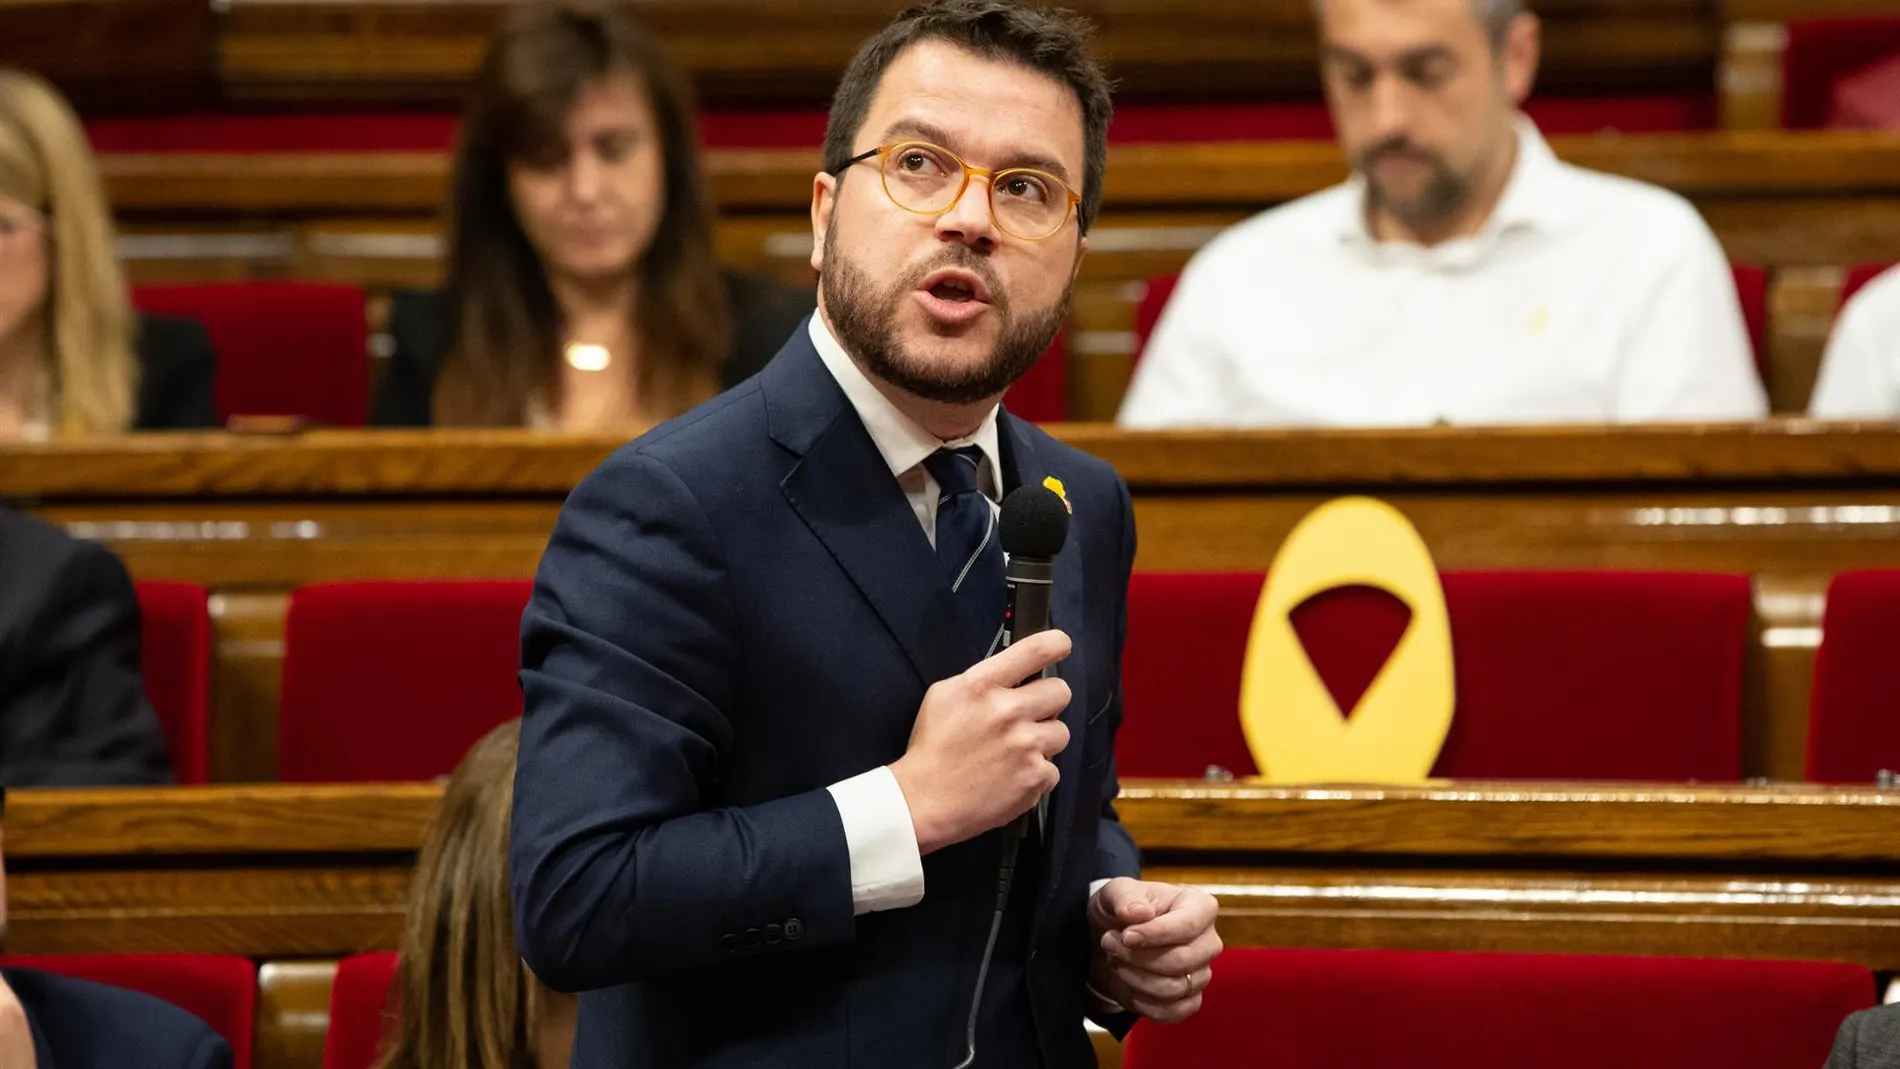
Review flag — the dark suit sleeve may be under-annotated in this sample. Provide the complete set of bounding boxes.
[1827,1010,1863,1069]
[135,316,220,430]
[370,290,446,427]
[719,272,815,389]
[1094,475,1142,884]
[1086,475,1143,1039]
[181,1031,234,1069]
[1,537,173,787]
[513,449,855,992]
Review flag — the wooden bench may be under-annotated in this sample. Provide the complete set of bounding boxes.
[11,781,1900,1068]
[6,423,1900,782]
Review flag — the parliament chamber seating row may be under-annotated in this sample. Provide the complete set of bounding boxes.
[26,0,1900,135]
[112,262,1899,428]
[131,571,1900,786]
[0,947,1872,1069]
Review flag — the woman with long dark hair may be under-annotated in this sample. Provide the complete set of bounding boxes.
[372,0,810,429]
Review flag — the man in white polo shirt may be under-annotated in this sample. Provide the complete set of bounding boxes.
[1809,266,1900,419]
[1117,0,1766,429]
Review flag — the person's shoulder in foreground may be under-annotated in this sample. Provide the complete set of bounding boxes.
[1811,266,1900,420]
[1826,1002,1900,1069]
[0,506,174,786]
[2,967,232,1069]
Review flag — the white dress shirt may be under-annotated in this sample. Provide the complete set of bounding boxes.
[1810,266,1900,418]
[1118,117,1768,429]
[813,316,1117,923]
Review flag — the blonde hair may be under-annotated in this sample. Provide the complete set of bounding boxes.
[377,720,543,1069]
[0,67,135,434]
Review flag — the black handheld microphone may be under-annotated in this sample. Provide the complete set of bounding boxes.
[998,484,1070,835]
[950,484,1070,1069]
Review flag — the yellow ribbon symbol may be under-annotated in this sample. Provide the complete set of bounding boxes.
[1240,497,1455,784]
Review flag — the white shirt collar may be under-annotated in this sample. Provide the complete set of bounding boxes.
[807,313,1003,493]
[1336,115,1572,262]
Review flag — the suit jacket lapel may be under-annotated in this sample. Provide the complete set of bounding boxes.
[999,414,1089,914]
[765,326,968,688]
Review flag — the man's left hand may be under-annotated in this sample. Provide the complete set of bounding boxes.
[1087,877,1221,1024]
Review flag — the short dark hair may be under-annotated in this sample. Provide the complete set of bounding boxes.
[822,0,1115,234]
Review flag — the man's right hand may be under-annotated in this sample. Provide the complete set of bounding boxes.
[890,629,1074,855]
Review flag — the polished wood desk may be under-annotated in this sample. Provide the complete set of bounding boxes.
[12,780,1900,965]
[8,423,1900,782]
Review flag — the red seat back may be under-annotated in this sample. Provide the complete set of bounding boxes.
[1123,948,1872,1069]
[279,580,533,782]
[1731,263,1769,387]
[133,581,212,785]
[1004,331,1067,423]
[1808,570,1900,782]
[1119,571,1750,781]
[131,282,369,427]
[2,954,258,1069]
[1842,263,1896,310]
[322,952,400,1069]
[1784,18,1900,129]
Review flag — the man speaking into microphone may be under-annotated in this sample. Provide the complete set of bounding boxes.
[510,3,1221,1066]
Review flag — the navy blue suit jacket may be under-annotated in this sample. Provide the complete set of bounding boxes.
[513,323,1141,1068]
[4,967,232,1069]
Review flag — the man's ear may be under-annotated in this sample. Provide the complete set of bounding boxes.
[1502,12,1541,106]
[1070,232,1089,286]
[811,171,838,273]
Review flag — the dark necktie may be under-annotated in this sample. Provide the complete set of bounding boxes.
[923,446,1005,661]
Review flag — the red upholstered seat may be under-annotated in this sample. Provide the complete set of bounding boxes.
[1842,263,1896,309]
[85,96,1710,156]
[131,282,370,427]
[1005,332,1068,423]
[322,952,399,1069]
[1731,263,1769,387]
[1783,18,1900,129]
[133,581,211,785]
[1807,571,1900,783]
[1122,948,1872,1069]
[1136,268,1772,385]
[279,580,532,782]
[1,954,258,1069]
[1118,571,1750,781]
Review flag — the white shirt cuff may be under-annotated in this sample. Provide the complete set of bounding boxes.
[826,767,926,915]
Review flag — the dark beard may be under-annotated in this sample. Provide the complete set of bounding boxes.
[820,222,1069,406]
[1357,138,1470,230]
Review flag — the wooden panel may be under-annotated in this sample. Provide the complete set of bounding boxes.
[98,133,1900,218]
[15,423,1900,499]
[212,0,1718,108]
[1155,867,1900,968]
[1118,781,1900,861]
[6,783,436,856]
[256,961,338,1069]
[0,0,213,113]
[16,783,1900,971]
[213,592,289,784]
[6,867,407,957]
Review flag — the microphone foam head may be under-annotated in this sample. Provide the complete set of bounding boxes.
[1000,484,1070,558]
